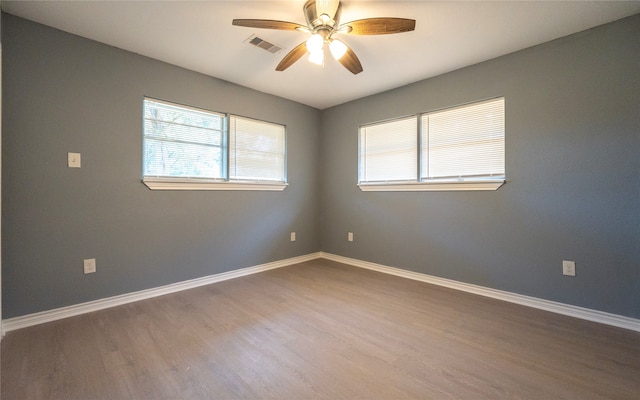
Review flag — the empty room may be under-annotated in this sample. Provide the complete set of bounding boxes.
[1,1,639,399]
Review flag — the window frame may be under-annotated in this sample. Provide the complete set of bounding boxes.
[142,98,287,191]
[358,97,505,192]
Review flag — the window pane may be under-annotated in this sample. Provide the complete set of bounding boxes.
[143,99,224,179]
[229,116,285,182]
[143,120,221,147]
[360,116,417,182]
[422,98,504,180]
[144,138,222,178]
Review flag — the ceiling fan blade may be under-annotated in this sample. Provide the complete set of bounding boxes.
[340,18,416,35]
[338,44,363,75]
[232,19,308,32]
[276,42,308,71]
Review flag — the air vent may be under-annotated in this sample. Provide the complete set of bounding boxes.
[244,35,282,54]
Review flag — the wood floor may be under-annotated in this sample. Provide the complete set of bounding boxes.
[2,259,639,399]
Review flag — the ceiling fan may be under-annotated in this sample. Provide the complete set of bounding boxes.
[232,0,416,75]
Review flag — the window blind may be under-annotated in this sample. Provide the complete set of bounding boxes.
[359,116,418,182]
[229,116,286,182]
[143,99,225,179]
[421,98,504,180]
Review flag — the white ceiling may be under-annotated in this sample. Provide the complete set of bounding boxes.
[3,1,639,109]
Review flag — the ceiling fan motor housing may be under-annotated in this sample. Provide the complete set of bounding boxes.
[304,0,342,31]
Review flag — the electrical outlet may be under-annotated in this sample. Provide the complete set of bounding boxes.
[68,152,81,168]
[348,232,354,242]
[290,232,296,241]
[84,258,96,274]
[562,260,576,277]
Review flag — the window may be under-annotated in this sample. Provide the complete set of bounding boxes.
[359,116,417,182]
[143,98,286,191]
[359,97,505,191]
[229,116,286,182]
[143,99,225,180]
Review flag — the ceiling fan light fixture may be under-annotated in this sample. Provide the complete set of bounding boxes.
[306,33,324,53]
[329,39,347,60]
[308,49,324,65]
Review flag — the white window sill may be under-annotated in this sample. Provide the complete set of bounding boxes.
[358,179,505,192]
[143,178,288,191]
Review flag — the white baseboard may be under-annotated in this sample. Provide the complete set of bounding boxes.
[2,252,321,334]
[4,251,638,334]
[319,252,640,333]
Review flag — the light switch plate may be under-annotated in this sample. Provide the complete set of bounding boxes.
[562,260,576,276]
[68,152,81,168]
[84,258,96,274]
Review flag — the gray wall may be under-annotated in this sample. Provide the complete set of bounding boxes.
[320,15,640,318]
[2,14,321,318]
